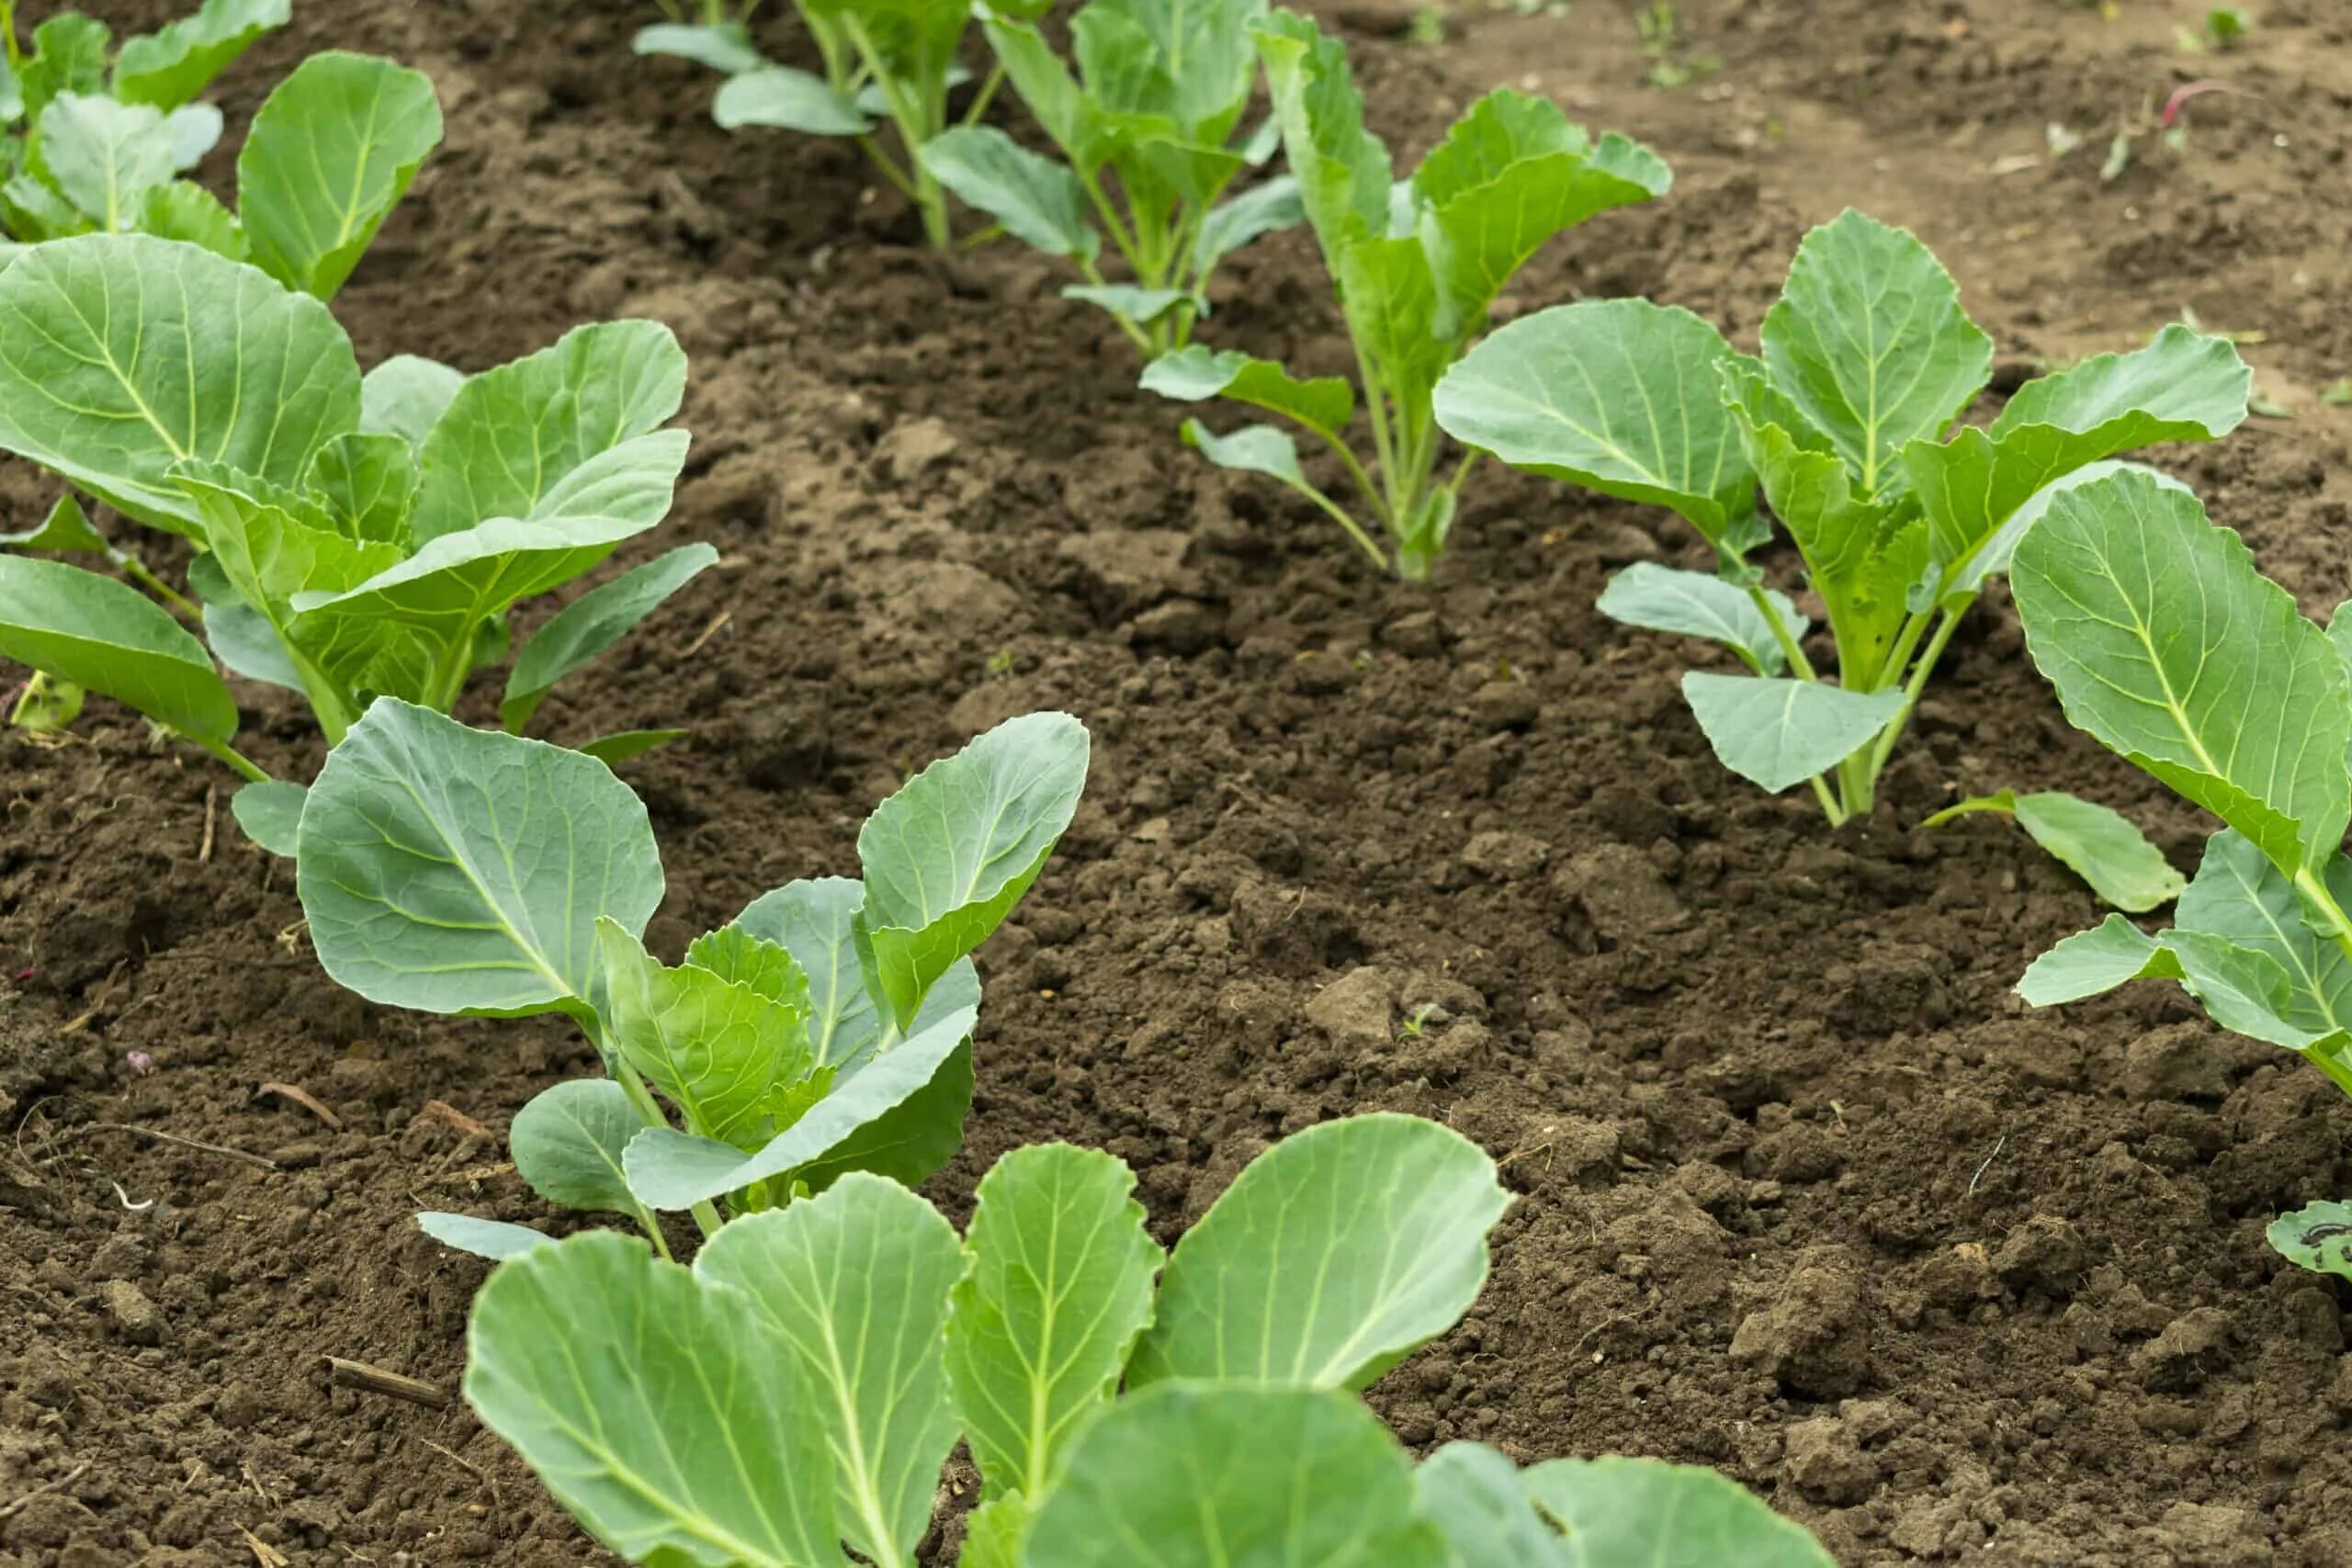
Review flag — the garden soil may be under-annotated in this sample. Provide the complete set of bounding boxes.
[6,0,2352,1563]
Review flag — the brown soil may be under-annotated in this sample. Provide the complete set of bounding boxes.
[6,1,2352,1564]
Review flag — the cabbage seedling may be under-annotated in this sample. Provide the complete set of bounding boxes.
[292,699,1091,1248]
[918,0,1301,357]
[638,0,1006,250]
[0,8,441,301]
[1436,210,2249,829]
[1140,7,1669,580]
[0,234,714,844]
[454,1112,1835,1566]
[2007,469,2352,1280]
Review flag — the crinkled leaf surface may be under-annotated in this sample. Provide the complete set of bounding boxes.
[466,1232,847,1567]
[0,233,359,537]
[693,1177,964,1568]
[2010,469,2351,875]
[1680,672,1904,795]
[1129,1113,1509,1391]
[304,432,418,544]
[945,1144,1163,1497]
[0,556,238,739]
[596,917,812,1148]
[296,699,662,1016]
[238,53,442,299]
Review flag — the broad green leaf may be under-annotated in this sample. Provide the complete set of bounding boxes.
[417,1211,552,1260]
[855,710,1090,1028]
[694,1177,964,1568]
[39,95,178,228]
[1335,233,1445,409]
[0,556,237,740]
[1025,1383,1451,1568]
[2017,914,2170,1007]
[1525,1456,1836,1567]
[1924,790,2184,912]
[1124,129,1246,209]
[578,727,685,765]
[1129,1113,1509,1390]
[179,460,398,611]
[1142,345,1352,439]
[801,0,967,110]
[632,21,765,75]
[732,877,882,1070]
[139,178,246,260]
[2010,468,2352,875]
[468,1232,847,1568]
[20,17,109,124]
[1679,672,1904,795]
[1061,282,1193,324]
[1,172,91,242]
[1759,209,1992,496]
[231,778,305,856]
[597,918,814,1148]
[360,355,466,450]
[1181,419,1311,488]
[0,233,359,537]
[1904,326,2247,576]
[1094,0,1263,139]
[789,1032,972,1193]
[921,127,1098,259]
[113,0,289,108]
[714,64,868,134]
[1417,1443,1571,1568]
[509,1077,650,1215]
[0,491,107,552]
[945,1144,1164,1497]
[1193,174,1302,271]
[1250,9,1389,254]
[2157,928,2337,1052]
[159,101,223,169]
[1435,299,1756,537]
[2268,1201,2352,1280]
[201,595,303,689]
[962,1495,1032,1568]
[239,53,442,299]
[501,542,717,732]
[305,433,418,545]
[410,321,687,546]
[2175,832,2352,1036]
[981,16,1092,155]
[1945,458,2187,601]
[622,1003,977,1211]
[1596,562,1805,676]
[297,699,663,1015]
[2333,602,2352,682]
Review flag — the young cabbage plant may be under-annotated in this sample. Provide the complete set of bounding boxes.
[638,0,1014,250]
[0,234,714,843]
[453,1111,1835,1567]
[1,13,440,300]
[1139,8,1668,581]
[918,0,1300,357]
[2007,468,2352,1282]
[289,698,1091,1250]
[1434,209,2251,829]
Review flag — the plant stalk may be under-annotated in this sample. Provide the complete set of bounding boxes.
[192,734,271,784]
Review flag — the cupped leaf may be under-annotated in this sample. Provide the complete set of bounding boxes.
[1597,563,1806,677]
[693,1176,964,1568]
[0,556,238,740]
[1759,209,1992,497]
[732,877,883,1072]
[1524,1456,1836,1566]
[418,1211,553,1260]
[305,432,418,545]
[230,778,305,856]
[501,542,717,732]
[597,917,813,1148]
[1434,299,1756,538]
[1680,672,1904,795]
[1142,344,1352,440]
[2009,469,2352,876]
[238,53,441,299]
[140,178,246,259]
[622,1003,977,1212]
[713,64,869,135]
[1416,1443,1571,1568]
[0,233,359,536]
[1024,1383,1451,1568]
[38,95,178,228]
[1129,1113,1510,1391]
[112,0,290,108]
[632,21,766,75]
[360,355,466,449]
[466,1232,847,1568]
[410,321,687,545]
[921,127,1098,259]
[855,710,1090,1029]
[296,699,663,1016]
[946,1144,1164,1498]
[510,1077,652,1215]
[1925,790,2184,913]
[2269,1201,2352,1280]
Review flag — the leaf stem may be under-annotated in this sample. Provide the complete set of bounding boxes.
[192,733,271,784]
[111,551,199,620]
[1863,606,1963,783]
[595,1023,727,1241]
[959,62,1005,127]
[1747,584,1816,681]
[2294,868,2352,969]
[1076,256,1154,355]
[1288,472,1392,575]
